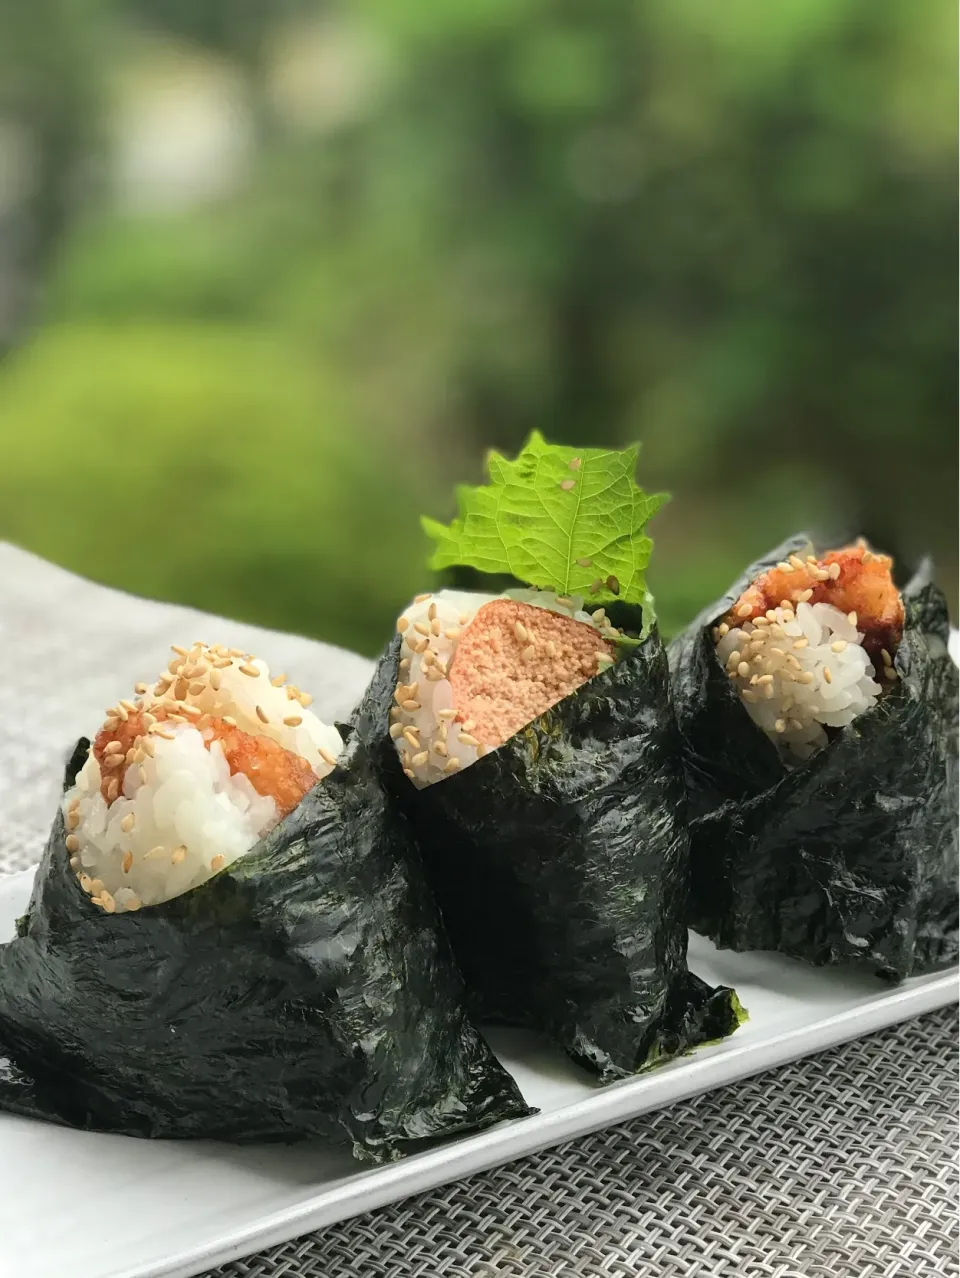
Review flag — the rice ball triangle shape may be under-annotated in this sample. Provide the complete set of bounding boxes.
[0,641,531,1158]
[669,534,959,979]
[356,586,746,1081]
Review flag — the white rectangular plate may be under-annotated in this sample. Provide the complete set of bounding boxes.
[0,867,955,1278]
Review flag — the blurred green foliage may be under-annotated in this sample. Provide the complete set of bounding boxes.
[0,0,955,653]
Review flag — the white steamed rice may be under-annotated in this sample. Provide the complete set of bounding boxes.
[716,600,883,760]
[62,645,343,912]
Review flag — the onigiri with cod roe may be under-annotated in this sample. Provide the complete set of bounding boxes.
[390,588,620,787]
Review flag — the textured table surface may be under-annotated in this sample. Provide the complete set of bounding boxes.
[1,542,957,1278]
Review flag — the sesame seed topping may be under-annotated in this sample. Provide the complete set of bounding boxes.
[255,705,269,724]
[403,768,416,779]
[402,728,420,749]
[210,854,225,872]
[171,846,187,866]
[823,667,833,684]
[880,648,892,666]
[793,638,808,649]
[413,621,430,636]
[444,757,462,773]
[847,611,858,626]
[458,732,480,747]
[831,640,848,653]
[100,892,117,914]
[884,666,898,680]
[65,834,79,853]
[522,645,535,663]
[444,627,461,641]
[69,856,80,871]
[737,662,750,677]
[239,664,260,678]
[829,562,841,580]
[145,846,166,861]
[412,751,429,767]
[125,898,142,912]
[757,674,774,685]
[777,561,792,572]
[559,478,576,491]
[514,621,529,643]
[122,851,133,873]
[397,617,410,633]
[389,723,404,739]
[121,814,135,833]
[737,604,753,618]
[414,593,431,603]
[774,719,786,733]
[788,555,806,572]
[222,715,237,728]
[717,623,729,637]
[433,741,448,756]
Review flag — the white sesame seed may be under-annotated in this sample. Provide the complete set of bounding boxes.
[831,640,848,653]
[412,751,429,767]
[444,757,462,773]
[774,719,786,733]
[737,662,750,677]
[789,555,806,572]
[737,604,753,618]
[880,648,892,666]
[514,621,528,643]
[823,667,833,684]
[210,854,225,872]
[847,611,858,626]
[830,562,841,580]
[284,715,303,727]
[397,617,409,633]
[121,814,135,833]
[171,845,186,865]
[389,723,404,739]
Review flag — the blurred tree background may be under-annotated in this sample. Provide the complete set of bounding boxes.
[0,0,955,653]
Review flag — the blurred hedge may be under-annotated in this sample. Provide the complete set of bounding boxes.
[0,0,954,652]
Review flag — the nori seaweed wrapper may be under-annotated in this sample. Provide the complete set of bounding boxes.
[669,534,959,980]
[0,736,531,1160]
[355,622,744,1082]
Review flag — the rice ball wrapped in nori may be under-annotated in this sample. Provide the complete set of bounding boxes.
[356,435,745,1081]
[0,642,531,1159]
[669,535,959,980]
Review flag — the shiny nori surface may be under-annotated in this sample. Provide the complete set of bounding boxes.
[355,629,744,1082]
[668,535,959,980]
[0,736,531,1159]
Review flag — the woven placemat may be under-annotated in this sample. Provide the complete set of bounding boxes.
[1,542,957,1278]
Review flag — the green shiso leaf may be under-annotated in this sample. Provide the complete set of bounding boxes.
[422,431,668,631]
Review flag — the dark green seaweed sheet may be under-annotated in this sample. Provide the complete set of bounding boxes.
[0,736,531,1160]
[355,627,744,1083]
[669,534,959,980]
